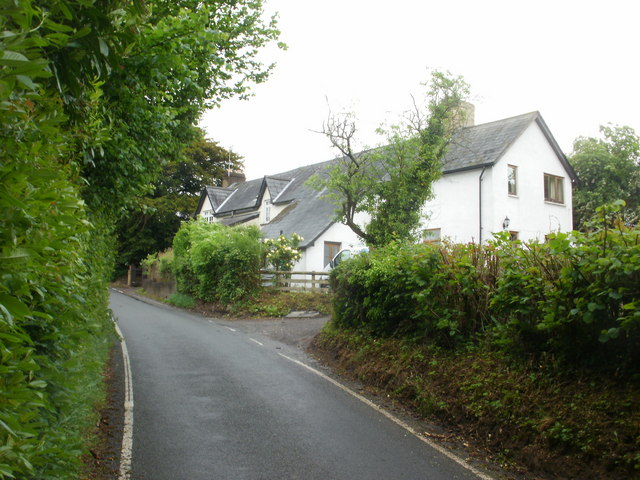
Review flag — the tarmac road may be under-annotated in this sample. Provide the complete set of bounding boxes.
[110,290,488,480]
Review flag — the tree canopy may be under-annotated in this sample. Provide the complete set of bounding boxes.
[311,71,470,247]
[115,128,243,274]
[569,125,640,229]
[1,0,280,476]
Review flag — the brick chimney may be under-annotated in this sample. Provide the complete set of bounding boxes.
[456,101,475,128]
[222,171,246,188]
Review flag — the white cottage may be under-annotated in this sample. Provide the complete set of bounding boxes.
[194,111,576,271]
[422,111,575,244]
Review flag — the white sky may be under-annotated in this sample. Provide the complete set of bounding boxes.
[200,0,640,180]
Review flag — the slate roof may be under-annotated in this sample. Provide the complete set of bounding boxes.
[195,112,574,248]
[265,176,292,200]
[206,186,234,210]
[442,111,576,179]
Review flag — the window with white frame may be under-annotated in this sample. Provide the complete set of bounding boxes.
[507,165,517,196]
[202,209,214,223]
[544,173,564,204]
[264,199,271,222]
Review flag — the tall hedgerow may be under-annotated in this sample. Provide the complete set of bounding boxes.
[1,0,281,477]
[173,221,263,304]
[330,202,640,373]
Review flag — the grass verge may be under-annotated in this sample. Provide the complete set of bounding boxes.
[310,324,640,480]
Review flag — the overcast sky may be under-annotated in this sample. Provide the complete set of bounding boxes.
[200,0,640,180]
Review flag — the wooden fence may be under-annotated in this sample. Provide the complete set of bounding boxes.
[260,270,330,292]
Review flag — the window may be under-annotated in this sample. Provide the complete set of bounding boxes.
[509,231,519,241]
[422,228,441,244]
[264,199,271,222]
[202,209,214,223]
[544,174,564,204]
[324,241,341,268]
[507,165,517,196]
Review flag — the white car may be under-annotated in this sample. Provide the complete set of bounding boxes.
[329,247,369,269]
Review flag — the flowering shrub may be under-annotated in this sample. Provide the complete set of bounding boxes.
[263,233,303,271]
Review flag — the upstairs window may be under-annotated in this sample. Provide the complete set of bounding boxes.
[264,199,271,222]
[544,174,564,204]
[202,209,214,223]
[507,165,517,196]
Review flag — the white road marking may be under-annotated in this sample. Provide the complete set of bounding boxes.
[225,327,237,332]
[278,353,494,480]
[249,338,264,346]
[115,323,134,480]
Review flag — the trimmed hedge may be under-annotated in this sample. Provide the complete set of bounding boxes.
[173,220,263,304]
[331,204,640,372]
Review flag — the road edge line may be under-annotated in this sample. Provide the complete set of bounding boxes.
[278,353,493,480]
[114,322,134,480]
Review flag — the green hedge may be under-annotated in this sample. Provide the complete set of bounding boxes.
[173,220,263,304]
[1,124,115,479]
[331,204,640,372]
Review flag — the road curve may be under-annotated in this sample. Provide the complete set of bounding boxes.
[110,291,488,480]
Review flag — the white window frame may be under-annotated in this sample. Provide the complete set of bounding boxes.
[508,165,518,196]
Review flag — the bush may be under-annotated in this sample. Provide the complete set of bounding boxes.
[142,249,174,281]
[330,243,418,336]
[330,204,640,373]
[491,203,640,370]
[166,293,196,309]
[331,241,496,347]
[263,233,303,271]
[173,220,263,304]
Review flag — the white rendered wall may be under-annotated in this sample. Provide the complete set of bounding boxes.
[198,195,214,221]
[295,215,367,272]
[423,122,573,244]
[422,168,486,243]
[489,122,573,242]
[258,190,271,224]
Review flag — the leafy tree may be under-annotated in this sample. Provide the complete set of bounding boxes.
[78,0,282,215]
[115,128,243,274]
[0,0,280,476]
[312,71,470,247]
[569,125,640,229]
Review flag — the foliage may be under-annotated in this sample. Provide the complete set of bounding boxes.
[165,293,196,309]
[235,290,332,317]
[330,241,496,347]
[173,221,263,303]
[491,201,640,370]
[114,129,243,276]
[311,71,470,247]
[141,249,175,281]
[312,329,640,479]
[330,203,640,372]
[79,0,282,215]
[263,233,303,271]
[569,124,640,230]
[0,0,281,477]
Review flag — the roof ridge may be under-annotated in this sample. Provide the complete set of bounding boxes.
[463,111,539,131]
